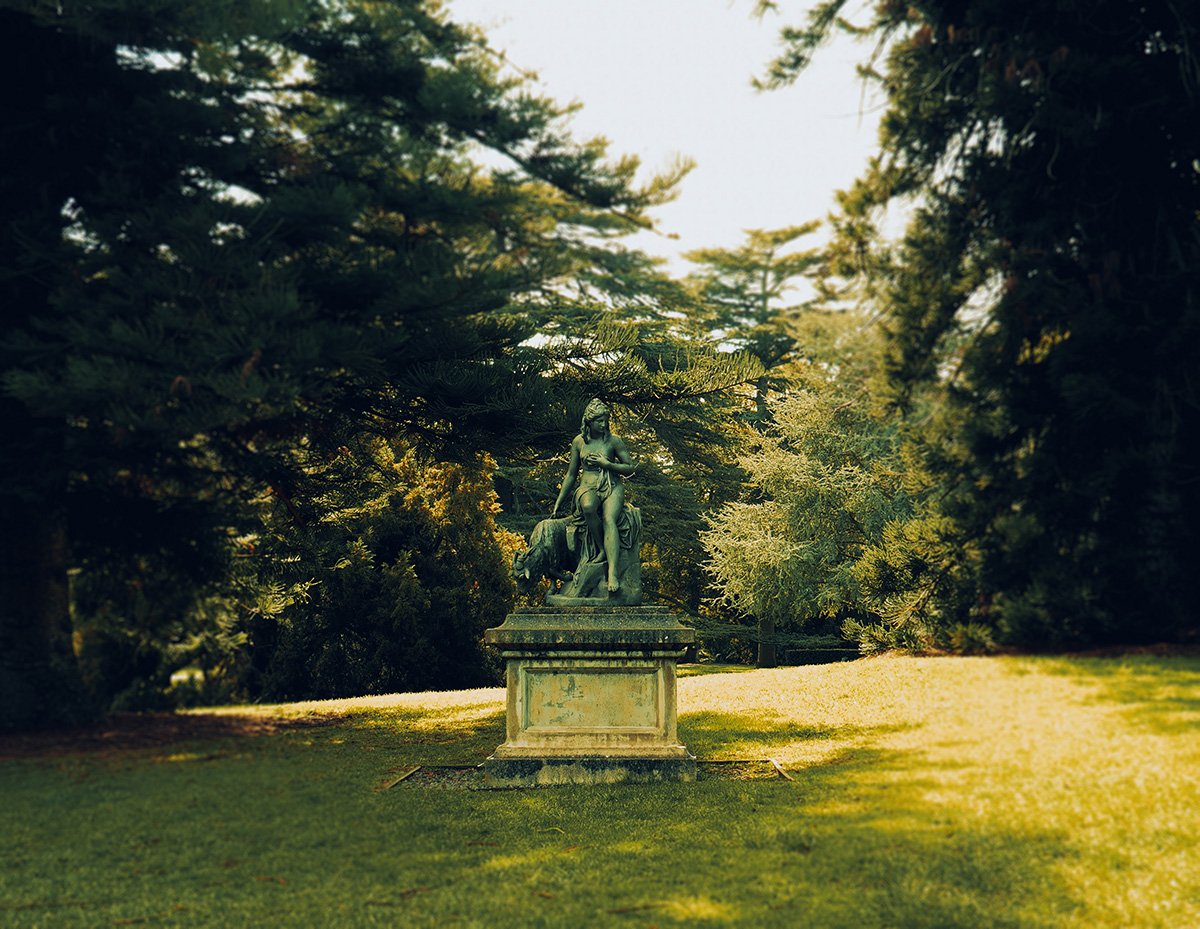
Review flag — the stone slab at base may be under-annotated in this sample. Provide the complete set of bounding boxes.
[482,606,695,787]
[481,754,696,788]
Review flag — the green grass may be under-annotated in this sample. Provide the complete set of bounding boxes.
[3,656,1199,928]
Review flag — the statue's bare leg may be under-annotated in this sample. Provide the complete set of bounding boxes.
[603,486,624,593]
[579,490,603,561]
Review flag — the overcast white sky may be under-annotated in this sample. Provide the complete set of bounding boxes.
[449,0,885,272]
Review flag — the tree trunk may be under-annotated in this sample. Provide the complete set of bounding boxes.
[0,407,91,731]
[0,13,97,730]
[757,615,777,668]
[754,375,770,423]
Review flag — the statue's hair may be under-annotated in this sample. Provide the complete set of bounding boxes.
[579,398,611,438]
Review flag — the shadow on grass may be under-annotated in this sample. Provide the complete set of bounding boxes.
[0,703,509,767]
[0,711,326,760]
[458,743,1081,928]
[680,710,911,760]
[4,702,1089,927]
[289,704,508,765]
[1031,654,1200,735]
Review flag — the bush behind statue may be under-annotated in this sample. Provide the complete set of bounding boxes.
[245,453,517,701]
[71,449,518,709]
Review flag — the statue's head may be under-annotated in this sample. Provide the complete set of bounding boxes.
[579,398,611,438]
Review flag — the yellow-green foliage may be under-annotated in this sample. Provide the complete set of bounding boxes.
[3,656,1197,928]
[701,311,910,629]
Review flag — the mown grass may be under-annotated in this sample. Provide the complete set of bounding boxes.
[3,655,1198,928]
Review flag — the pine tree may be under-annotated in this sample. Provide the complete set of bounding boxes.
[0,0,710,728]
[684,224,822,424]
[764,0,1200,646]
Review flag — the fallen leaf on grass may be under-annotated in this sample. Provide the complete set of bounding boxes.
[255,876,288,885]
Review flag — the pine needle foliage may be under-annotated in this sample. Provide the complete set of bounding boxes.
[765,0,1200,647]
[685,223,823,425]
[0,0,749,726]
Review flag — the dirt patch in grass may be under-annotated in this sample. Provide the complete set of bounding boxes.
[0,711,334,760]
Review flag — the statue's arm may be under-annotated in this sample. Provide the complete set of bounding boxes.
[552,439,580,515]
[603,437,637,476]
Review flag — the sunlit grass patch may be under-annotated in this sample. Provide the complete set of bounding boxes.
[3,655,1198,928]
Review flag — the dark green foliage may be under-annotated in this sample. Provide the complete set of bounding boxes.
[68,443,519,708]
[0,0,740,726]
[70,495,236,711]
[246,448,515,700]
[768,0,1200,647]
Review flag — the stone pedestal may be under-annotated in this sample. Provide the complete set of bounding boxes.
[482,606,696,786]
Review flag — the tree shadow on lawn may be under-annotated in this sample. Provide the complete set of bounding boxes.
[0,711,327,761]
[1,702,1087,926]
[0,702,508,766]
[679,710,905,759]
[437,709,1080,926]
[678,663,758,678]
[323,704,507,764]
[460,743,1082,929]
[1030,654,1200,736]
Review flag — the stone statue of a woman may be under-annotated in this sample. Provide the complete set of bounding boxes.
[511,399,643,604]
[552,398,637,594]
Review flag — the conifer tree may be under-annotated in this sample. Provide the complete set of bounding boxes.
[685,224,822,423]
[0,0,735,727]
[678,224,823,664]
[764,0,1200,646]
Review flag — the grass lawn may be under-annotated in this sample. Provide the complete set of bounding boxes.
[3,654,1198,928]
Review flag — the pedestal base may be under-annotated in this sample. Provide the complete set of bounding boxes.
[481,754,696,787]
[482,606,695,787]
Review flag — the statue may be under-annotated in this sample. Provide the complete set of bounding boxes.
[512,399,643,604]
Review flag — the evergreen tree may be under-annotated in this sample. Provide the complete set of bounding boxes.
[684,224,822,423]
[764,0,1200,646]
[241,442,521,701]
[700,308,912,659]
[0,0,716,728]
[680,224,824,664]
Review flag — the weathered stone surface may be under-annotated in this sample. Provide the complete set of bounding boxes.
[482,606,695,787]
[544,550,642,606]
[481,756,696,788]
[483,605,692,650]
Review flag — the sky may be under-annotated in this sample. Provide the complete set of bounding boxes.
[449,0,885,273]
